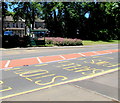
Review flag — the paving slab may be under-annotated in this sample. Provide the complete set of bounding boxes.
[70,71,119,101]
[3,84,115,101]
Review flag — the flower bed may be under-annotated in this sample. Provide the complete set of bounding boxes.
[45,37,83,46]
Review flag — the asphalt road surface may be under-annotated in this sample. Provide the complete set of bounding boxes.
[2,44,118,60]
[1,44,119,101]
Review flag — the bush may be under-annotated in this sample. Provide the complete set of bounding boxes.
[45,37,83,46]
[2,35,30,48]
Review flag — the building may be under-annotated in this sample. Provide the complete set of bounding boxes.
[3,16,25,37]
[3,16,47,37]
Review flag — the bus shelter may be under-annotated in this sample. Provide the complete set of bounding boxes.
[30,29,48,45]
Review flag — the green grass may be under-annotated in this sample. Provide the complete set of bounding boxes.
[82,40,119,46]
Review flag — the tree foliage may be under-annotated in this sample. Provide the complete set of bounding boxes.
[9,2,42,34]
[4,2,120,40]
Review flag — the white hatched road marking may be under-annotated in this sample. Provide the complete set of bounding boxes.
[92,51,100,55]
[4,60,11,68]
[105,50,112,53]
[78,53,86,56]
[36,57,42,63]
[59,55,66,60]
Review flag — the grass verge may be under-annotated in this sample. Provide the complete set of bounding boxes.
[82,40,119,46]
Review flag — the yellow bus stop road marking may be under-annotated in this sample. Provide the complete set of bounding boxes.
[1,52,119,100]
[0,67,119,100]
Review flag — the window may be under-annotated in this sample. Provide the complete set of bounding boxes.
[21,23,23,28]
[16,23,18,28]
[35,23,37,28]
[13,23,15,27]
[4,23,6,28]
[7,23,10,28]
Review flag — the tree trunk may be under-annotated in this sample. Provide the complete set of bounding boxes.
[25,20,27,36]
[32,9,35,30]
[2,2,4,37]
[53,10,57,36]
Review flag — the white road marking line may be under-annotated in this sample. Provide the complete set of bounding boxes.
[105,50,112,53]
[36,57,42,63]
[4,60,10,68]
[92,51,100,54]
[78,53,86,56]
[59,55,66,60]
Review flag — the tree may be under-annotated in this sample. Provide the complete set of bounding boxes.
[6,2,120,40]
[2,2,13,36]
[30,2,42,30]
[105,2,120,40]
[10,2,42,35]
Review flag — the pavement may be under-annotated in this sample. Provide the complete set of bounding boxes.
[0,43,118,51]
[0,44,120,102]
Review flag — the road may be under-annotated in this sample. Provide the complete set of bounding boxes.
[2,44,118,60]
[0,44,120,102]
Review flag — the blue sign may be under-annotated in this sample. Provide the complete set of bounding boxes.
[4,31,13,35]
